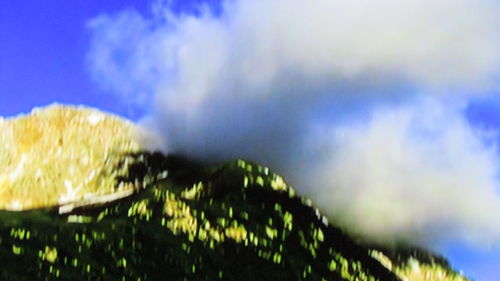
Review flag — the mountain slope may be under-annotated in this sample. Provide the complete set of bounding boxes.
[0,106,471,281]
[0,152,470,281]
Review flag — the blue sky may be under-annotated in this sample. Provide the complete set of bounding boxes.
[0,1,145,118]
[1,1,499,280]
[0,0,211,118]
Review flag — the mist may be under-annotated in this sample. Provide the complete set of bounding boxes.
[87,0,500,247]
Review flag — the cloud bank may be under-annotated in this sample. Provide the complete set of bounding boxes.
[87,0,500,246]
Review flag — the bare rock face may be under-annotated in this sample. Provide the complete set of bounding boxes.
[0,104,146,210]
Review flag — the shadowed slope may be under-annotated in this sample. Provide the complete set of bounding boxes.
[0,106,472,280]
[0,152,470,281]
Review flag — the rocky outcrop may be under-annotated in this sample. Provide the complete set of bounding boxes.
[0,104,145,210]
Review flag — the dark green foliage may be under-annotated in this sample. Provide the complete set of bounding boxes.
[0,152,442,280]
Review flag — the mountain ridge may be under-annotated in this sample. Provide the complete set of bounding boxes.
[0,105,472,281]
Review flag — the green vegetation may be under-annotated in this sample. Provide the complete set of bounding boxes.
[0,153,469,281]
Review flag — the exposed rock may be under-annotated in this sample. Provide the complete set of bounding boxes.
[0,104,145,210]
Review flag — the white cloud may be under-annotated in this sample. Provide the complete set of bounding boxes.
[306,100,500,245]
[87,0,500,246]
[88,0,500,104]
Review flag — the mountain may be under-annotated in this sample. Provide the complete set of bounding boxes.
[0,105,471,281]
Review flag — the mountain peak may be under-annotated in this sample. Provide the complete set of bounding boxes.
[0,104,145,210]
[0,105,472,280]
